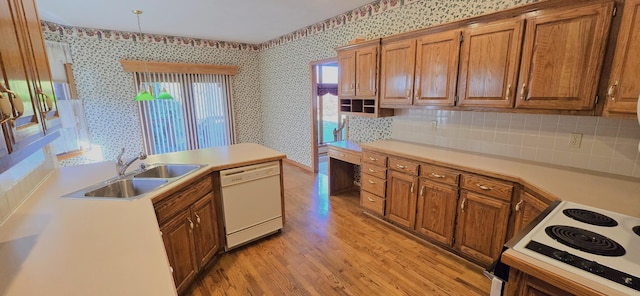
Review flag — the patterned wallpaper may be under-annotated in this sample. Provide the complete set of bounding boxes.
[259,0,539,167]
[43,29,263,165]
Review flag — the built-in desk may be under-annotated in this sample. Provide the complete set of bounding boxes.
[327,140,361,195]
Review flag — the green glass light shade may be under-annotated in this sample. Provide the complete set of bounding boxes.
[134,91,154,101]
[157,88,174,100]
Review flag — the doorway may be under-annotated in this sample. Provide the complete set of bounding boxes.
[311,59,347,174]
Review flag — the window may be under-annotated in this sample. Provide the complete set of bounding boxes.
[134,70,236,155]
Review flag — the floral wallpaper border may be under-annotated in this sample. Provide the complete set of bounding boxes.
[41,0,413,52]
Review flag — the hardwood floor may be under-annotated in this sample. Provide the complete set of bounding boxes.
[186,164,491,296]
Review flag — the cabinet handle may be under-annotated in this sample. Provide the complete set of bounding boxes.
[351,83,354,90]
[340,153,345,157]
[430,172,445,178]
[369,157,378,161]
[414,88,420,99]
[396,164,407,169]
[170,266,174,273]
[520,83,527,100]
[367,197,375,202]
[195,213,201,224]
[0,93,12,122]
[0,83,24,119]
[410,183,414,193]
[406,89,411,100]
[461,198,466,211]
[505,84,511,100]
[515,199,523,212]
[36,89,53,112]
[356,82,360,92]
[368,179,377,184]
[419,185,426,197]
[607,81,618,101]
[187,217,194,230]
[368,168,376,173]
[476,183,494,191]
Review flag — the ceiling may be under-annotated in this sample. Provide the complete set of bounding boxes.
[35,0,375,44]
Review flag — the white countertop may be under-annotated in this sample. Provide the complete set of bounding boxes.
[0,143,285,296]
[361,140,640,218]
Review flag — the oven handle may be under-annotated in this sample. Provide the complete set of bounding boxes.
[484,253,508,296]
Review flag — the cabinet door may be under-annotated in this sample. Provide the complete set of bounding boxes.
[512,191,549,235]
[379,39,416,106]
[458,19,524,108]
[355,46,378,97]
[414,30,461,106]
[385,170,418,228]
[415,179,458,246]
[0,0,44,150]
[160,209,198,293]
[515,2,613,110]
[19,0,60,132]
[192,192,220,269]
[338,51,356,97]
[604,0,640,114]
[455,190,510,265]
[519,274,575,296]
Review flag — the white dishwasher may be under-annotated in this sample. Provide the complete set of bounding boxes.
[220,161,283,250]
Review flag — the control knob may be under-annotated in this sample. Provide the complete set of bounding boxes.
[581,260,604,274]
[552,250,574,262]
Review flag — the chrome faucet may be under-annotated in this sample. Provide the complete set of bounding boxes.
[116,148,147,176]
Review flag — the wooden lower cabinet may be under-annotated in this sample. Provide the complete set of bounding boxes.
[507,268,575,296]
[161,209,198,293]
[512,191,550,236]
[454,190,510,265]
[415,178,458,246]
[385,170,418,228]
[192,193,220,268]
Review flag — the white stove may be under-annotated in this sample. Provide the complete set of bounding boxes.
[512,201,640,295]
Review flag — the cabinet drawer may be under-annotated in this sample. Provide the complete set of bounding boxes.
[328,148,361,165]
[362,162,387,179]
[363,151,388,166]
[361,191,385,215]
[420,164,460,186]
[361,173,386,197]
[154,175,214,224]
[460,173,513,201]
[388,157,419,175]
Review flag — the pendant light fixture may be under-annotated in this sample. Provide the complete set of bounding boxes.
[132,9,173,101]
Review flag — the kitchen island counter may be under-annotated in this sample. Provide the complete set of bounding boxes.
[0,143,285,296]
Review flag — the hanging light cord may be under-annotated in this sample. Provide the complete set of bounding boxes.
[133,10,151,93]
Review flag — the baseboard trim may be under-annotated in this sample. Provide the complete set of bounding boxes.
[282,158,313,173]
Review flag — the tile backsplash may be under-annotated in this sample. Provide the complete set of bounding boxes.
[392,109,640,178]
[0,147,57,225]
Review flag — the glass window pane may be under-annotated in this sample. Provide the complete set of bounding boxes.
[321,66,338,84]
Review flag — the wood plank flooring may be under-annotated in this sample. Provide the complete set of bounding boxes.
[186,164,490,296]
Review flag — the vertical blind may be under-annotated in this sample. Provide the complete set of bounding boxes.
[135,72,236,155]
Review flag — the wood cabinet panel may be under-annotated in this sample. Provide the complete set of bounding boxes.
[386,170,418,228]
[380,39,416,106]
[515,2,613,110]
[388,157,419,175]
[361,190,385,215]
[415,179,458,246]
[455,190,510,265]
[512,191,550,235]
[362,162,386,179]
[356,46,378,97]
[362,151,388,166]
[419,164,460,186]
[328,148,360,165]
[460,173,513,202]
[192,192,219,269]
[338,51,356,97]
[458,18,524,108]
[604,0,640,115]
[161,209,198,294]
[414,30,461,106]
[361,173,386,197]
[154,175,213,224]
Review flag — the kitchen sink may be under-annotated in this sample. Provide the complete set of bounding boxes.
[133,164,202,179]
[82,178,168,198]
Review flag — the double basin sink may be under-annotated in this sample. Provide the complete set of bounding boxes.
[64,164,205,199]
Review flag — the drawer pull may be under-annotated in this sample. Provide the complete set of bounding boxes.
[461,198,466,211]
[515,199,523,212]
[419,185,426,197]
[368,168,377,173]
[476,183,494,191]
[367,197,375,202]
[430,172,445,178]
[340,153,345,157]
[396,164,407,169]
[368,179,377,184]
[369,157,378,161]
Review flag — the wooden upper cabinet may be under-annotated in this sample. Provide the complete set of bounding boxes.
[355,46,378,97]
[414,30,461,106]
[338,51,356,97]
[515,2,614,110]
[458,19,524,108]
[380,39,416,106]
[604,0,640,115]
